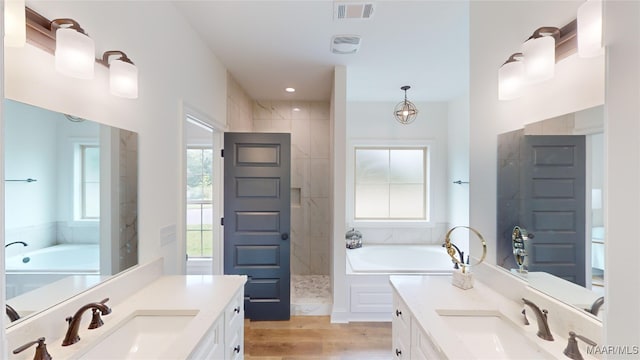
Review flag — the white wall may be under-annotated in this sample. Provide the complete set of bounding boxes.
[331,66,348,322]
[345,101,450,244]
[447,94,470,251]
[4,101,58,232]
[4,1,228,276]
[603,0,640,351]
[469,0,640,352]
[468,1,605,265]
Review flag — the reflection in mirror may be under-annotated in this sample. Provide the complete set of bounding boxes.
[4,99,138,326]
[497,105,604,320]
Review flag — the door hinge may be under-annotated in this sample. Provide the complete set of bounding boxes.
[221,149,224,157]
[220,217,224,226]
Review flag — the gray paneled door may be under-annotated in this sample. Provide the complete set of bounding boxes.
[223,132,291,320]
[522,135,586,286]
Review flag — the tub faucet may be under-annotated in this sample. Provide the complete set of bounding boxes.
[441,242,465,269]
[522,298,554,341]
[62,298,111,346]
[5,241,27,248]
[584,296,604,316]
[6,304,20,322]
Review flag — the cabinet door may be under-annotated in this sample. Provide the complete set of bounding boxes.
[392,293,411,359]
[188,316,225,360]
[226,288,245,360]
[411,321,445,360]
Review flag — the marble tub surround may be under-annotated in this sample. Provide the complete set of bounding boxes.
[348,222,450,245]
[390,275,600,360]
[253,100,331,276]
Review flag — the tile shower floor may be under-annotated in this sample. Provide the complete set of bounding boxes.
[291,275,332,316]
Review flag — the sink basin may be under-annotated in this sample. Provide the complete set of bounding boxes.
[437,310,555,359]
[77,309,199,360]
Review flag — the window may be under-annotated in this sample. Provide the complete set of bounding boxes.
[186,147,213,257]
[354,146,428,220]
[80,144,100,219]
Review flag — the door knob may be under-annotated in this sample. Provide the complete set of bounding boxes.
[281,233,289,240]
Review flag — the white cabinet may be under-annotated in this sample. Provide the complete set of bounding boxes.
[392,289,444,360]
[392,295,411,359]
[190,287,245,360]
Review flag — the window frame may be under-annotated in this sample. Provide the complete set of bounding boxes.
[186,146,214,258]
[72,139,100,222]
[347,139,433,227]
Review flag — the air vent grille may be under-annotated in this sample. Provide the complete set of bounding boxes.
[334,2,375,20]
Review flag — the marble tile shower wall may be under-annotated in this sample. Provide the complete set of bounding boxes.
[227,73,254,132]
[253,101,330,275]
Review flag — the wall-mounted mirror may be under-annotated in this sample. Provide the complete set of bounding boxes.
[4,99,138,326]
[497,105,604,320]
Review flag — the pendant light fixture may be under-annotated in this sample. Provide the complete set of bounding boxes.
[522,27,559,84]
[102,51,139,99]
[393,85,418,125]
[498,53,525,101]
[577,0,604,58]
[52,18,95,79]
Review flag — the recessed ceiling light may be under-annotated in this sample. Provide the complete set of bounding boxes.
[285,87,296,93]
[293,107,301,112]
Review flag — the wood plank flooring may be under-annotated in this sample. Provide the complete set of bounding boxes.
[244,316,392,360]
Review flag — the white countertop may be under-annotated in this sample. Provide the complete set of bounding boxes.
[33,275,246,360]
[8,275,108,319]
[390,275,594,360]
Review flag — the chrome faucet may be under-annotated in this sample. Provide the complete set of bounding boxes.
[6,304,20,322]
[62,298,111,346]
[522,298,554,341]
[584,296,604,316]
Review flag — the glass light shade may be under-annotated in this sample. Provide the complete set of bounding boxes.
[578,0,604,58]
[55,27,95,79]
[522,35,555,84]
[498,60,525,100]
[4,0,26,47]
[110,59,139,99]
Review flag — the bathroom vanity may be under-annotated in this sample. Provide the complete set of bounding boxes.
[7,259,246,360]
[390,268,602,359]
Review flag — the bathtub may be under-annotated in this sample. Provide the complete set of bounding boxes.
[342,244,454,322]
[347,244,455,274]
[5,244,99,299]
[6,243,99,273]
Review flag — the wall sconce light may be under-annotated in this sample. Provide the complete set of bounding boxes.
[102,51,139,99]
[21,7,138,99]
[498,53,525,101]
[4,0,26,47]
[51,18,95,79]
[577,0,604,58]
[393,85,418,125]
[498,7,602,101]
[522,27,559,84]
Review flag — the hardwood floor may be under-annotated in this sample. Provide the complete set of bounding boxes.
[244,316,392,360]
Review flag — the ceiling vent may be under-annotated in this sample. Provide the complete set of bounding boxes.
[334,2,375,20]
[331,35,362,54]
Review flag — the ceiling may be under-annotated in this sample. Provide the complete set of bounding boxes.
[173,1,469,102]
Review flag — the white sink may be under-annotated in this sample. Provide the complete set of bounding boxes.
[77,309,198,360]
[437,310,556,359]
